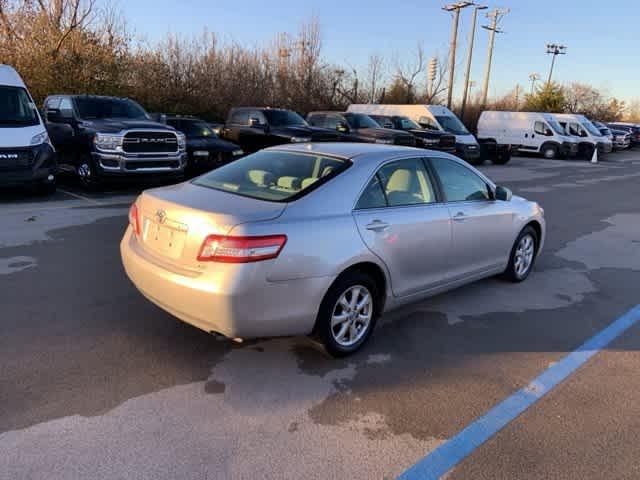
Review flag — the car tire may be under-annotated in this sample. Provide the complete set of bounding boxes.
[314,271,380,357]
[491,149,512,165]
[77,156,99,190]
[36,179,57,196]
[541,144,558,159]
[502,226,538,283]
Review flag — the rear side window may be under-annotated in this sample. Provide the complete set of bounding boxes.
[193,150,349,202]
[230,110,249,125]
[355,176,387,209]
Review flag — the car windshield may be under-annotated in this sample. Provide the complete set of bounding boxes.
[547,118,566,135]
[193,150,349,202]
[434,115,469,135]
[177,120,216,138]
[74,97,149,120]
[345,113,380,129]
[0,86,39,127]
[582,121,603,137]
[600,128,612,136]
[263,110,308,127]
[397,116,421,129]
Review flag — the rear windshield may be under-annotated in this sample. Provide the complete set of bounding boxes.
[0,86,39,127]
[193,150,349,202]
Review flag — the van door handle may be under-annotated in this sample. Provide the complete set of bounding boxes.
[453,212,469,222]
[365,220,390,231]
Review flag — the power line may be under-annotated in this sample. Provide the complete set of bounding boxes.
[480,7,509,107]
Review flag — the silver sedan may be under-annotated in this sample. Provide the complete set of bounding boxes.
[121,143,545,356]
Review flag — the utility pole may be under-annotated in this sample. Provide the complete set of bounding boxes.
[546,43,567,86]
[460,4,487,121]
[480,7,509,107]
[443,2,474,109]
[529,72,541,94]
[514,84,520,109]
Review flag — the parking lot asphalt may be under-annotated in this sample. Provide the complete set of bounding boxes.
[1,151,639,479]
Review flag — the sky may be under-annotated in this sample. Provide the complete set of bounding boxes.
[120,0,640,103]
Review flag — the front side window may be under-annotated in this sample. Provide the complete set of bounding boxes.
[74,97,148,120]
[307,114,325,127]
[193,150,349,202]
[324,114,344,129]
[547,118,565,135]
[431,157,491,202]
[231,110,249,125]
[534,121,550,136]
[0,86,39,127]
[582,121,603,137]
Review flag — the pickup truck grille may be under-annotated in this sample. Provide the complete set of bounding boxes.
[124,160,181,171]
[123,132,178,154]
[0,149,34,171]
[394,136,416,147]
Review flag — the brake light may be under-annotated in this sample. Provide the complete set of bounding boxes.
[197,235,287,263]
[129,202,141,236]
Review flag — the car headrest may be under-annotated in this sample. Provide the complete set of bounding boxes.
[248,170,275,187]
[386,169,412,192]
[277,176,302,190]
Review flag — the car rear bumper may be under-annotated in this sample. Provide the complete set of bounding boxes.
[0,144,57,187]
[121,228,331,339]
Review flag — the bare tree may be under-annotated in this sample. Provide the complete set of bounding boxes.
[394,44,425,103]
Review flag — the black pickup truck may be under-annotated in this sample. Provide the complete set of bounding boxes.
[221,107,339,153]
[163,115,244,176]
[367,114,456,153]
[306,112,416,146]
[44,95,187,187]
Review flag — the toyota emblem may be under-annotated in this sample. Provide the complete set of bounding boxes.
[156,209,167,224]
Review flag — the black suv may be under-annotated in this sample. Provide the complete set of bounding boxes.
[44,95,187,187]
[164,115,244,176]
[606,123,640,146]
[306,112,416,146]
[221,107,339,153]
[367,114,456,153]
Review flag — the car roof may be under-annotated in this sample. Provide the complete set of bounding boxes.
[266,142,424,160]
[0,64,26,88]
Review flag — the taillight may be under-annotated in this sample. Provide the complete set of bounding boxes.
[129,202,141,236]
[197,235,287,263]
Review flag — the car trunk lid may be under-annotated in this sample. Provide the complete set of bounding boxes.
[135,182,286,268]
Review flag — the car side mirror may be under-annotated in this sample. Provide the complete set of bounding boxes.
[494,185,512,201]
[46,108,65,123]
[336,121,349,133]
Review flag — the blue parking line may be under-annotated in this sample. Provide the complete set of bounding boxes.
[398,304,640,480]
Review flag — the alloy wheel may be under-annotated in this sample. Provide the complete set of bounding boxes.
[514,234,535,278]
[330,285,373,347]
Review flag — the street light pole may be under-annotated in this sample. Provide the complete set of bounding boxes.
[546,43,567,86]
[443,2,474,109]
[529,72,540,95]
[460,4,487,121]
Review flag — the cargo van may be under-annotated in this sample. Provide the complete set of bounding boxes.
[477,111,579,159]
[347,104,481,163]
[553,113,613,157]
[0,65,56,193]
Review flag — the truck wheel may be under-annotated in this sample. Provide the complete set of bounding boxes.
[491,149,512,165]
[77,156,99,189]
[541,144,558,159]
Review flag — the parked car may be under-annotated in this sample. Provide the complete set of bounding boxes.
[163,115,244,176]
[306,111,416,146]
[364,114,456,152]
[607,122,640,146]
[220,107,339,153]
[44,95,186,188]
[478,111,579,159]
[0,64,57,194]
[347,104,481,163]
[554,113,612,157]
[592,121,614,143]
[121,143,545,356]
[610,129,632,150]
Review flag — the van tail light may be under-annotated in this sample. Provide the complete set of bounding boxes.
[197,235,287,263]
[129,202,141,236]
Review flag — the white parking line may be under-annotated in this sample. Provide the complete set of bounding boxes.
[57,189,103,205]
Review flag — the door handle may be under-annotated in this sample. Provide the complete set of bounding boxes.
[365,220,390,231]
[453,212,469,222]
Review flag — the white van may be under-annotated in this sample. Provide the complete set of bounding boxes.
[553,113,613,158]
[477,111,579,159]
[0,65,56,193]
[347,104,481,163]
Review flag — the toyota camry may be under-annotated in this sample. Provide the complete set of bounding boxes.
[121,143,545,356]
